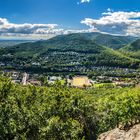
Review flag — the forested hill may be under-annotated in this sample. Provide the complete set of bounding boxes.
[120,39,140,60]
[0,34,106,55]
[43,32,137,50]
[0,33,140,69]
[121,39,140,52]
[1,32,137,50]
[75,32,137,50]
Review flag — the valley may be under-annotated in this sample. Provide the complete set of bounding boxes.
[1,0,140,139]
[0,33,140,88]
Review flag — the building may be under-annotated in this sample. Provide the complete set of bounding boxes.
[71,76,92,88]
[28,80,41,86]
[48,76,62,84]
[22,73,29,85]
[11,71,19,80]
[12,80,21,84]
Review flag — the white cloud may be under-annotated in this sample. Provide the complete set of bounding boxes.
[0,17,91,39]
[1,10,140,39]
[0,18,58,35]
[80,0,90,3]
[77,0,90,4]
[81,11,140,36]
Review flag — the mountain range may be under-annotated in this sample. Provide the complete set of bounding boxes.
[0,32,140,70]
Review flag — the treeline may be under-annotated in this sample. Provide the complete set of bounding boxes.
[0,76,139,140]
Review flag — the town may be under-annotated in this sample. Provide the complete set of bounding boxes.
[1,68,139,88]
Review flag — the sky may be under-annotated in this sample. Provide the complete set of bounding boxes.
[0,0,140,39]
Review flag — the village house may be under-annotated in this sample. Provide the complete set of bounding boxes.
[11,71,19,79]
[114,81,134,87]
[71,76,92,88]
[12,80,21,84]
[48,76,62,84]
[28,80,41,86]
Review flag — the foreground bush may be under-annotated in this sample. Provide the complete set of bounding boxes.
[0,76,139,140]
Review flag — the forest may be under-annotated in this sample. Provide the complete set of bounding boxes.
[0,76,139,140]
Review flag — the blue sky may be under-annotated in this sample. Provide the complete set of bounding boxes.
[0,0,140,39]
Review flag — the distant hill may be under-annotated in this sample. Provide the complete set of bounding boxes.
[0,33,136,49]
[121,39,140,52]
[0,34,106,57]
[120,39,140,59]
[4,33,136,54]
[0,40,35,48]
[0,33,139,69]
[73,32,137,50]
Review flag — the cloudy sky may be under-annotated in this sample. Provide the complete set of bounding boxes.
[0,0,140,39]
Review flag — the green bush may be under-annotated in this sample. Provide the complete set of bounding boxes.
[0,76,139,140]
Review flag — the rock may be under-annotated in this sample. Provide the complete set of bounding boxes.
[98,124,140,140]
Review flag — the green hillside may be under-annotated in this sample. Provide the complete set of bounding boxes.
[0,34,105,58]
[75,32,137,49]
[0,33,139,70]
[120,39,140,59]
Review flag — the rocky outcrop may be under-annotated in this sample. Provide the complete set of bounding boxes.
[98,124,140,140]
